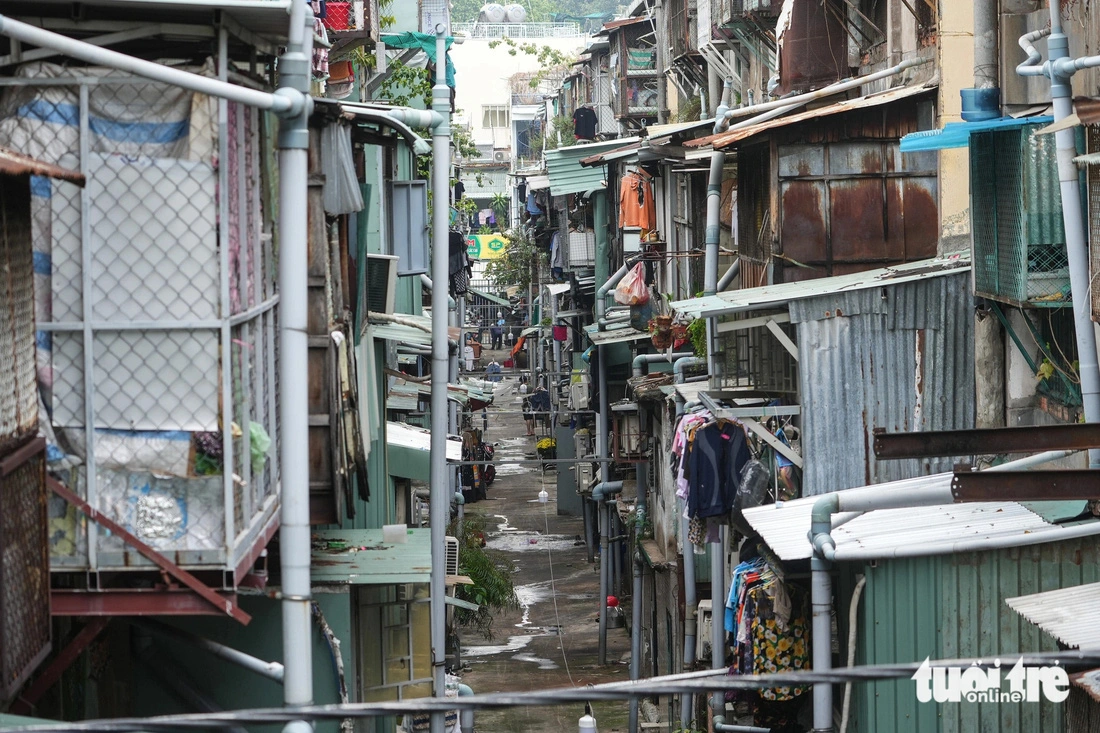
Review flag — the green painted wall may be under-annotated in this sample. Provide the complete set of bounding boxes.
[130,594,352,733]
[851,537,1100,733]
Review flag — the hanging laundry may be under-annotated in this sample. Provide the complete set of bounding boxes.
[573,106,598,140]
[619,169,656,230]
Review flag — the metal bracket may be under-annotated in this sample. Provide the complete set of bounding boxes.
[47,477,252,625]
[951,466,1100,502]
[874,423,1100,459]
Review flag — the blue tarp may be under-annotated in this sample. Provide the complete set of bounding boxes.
[900,116,1053,152]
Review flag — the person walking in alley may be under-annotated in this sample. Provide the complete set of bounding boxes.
[490,311,504,350]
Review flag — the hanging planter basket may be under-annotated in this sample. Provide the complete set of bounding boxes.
[649,315,674,349]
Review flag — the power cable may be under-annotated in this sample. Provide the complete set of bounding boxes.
[11,651,1100,731]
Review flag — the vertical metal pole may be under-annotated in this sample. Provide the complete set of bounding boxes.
[218,26,236,563]
[78,82,97,573]
[597,341,610,665]
[277,4,314,730]
[1044,0,1100,468]
[429,23,452,733]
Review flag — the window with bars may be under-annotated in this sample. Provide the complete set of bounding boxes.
[481,105,510,129]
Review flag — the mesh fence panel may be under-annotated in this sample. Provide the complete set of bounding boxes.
[0,441,50,699]
[0,67,278,570]
[972,126,1070,306]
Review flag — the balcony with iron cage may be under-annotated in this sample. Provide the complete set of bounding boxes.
[0,68,281,595]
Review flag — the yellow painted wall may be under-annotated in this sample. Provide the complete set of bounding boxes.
[937,0,974,254]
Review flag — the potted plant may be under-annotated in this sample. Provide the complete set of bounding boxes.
[648,314,674,349]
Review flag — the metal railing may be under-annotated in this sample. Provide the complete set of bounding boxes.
[451,22,584,39]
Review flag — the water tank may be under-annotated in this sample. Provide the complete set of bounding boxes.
[480,3,506,22]
[504,4,527,22]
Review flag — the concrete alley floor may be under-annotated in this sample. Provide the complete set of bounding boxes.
[457,361,632,732]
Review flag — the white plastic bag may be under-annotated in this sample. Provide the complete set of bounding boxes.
[613,262,650,305]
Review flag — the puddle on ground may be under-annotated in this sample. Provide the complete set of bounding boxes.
[486,515,577,552]
[462,581,559,669]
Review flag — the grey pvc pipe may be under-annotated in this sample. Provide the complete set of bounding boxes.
[811,555,834,732]
[1031,1,1100,469]
[420,274,456,308]
[674,357,706,383]
[133,619,284,682]
[428,26,452,733]
[709,525,726,720]
[974,0,998,89]
[839,574,866,733]
[680,506,697,730]
[629,551,643,733]
[596,262,631,322]
[717,258,741,291]
[714,721,771,733]
[457,683,475,732]
[632,351,694,378]
[598,498,610,666]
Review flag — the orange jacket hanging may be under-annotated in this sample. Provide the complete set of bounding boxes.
[619,169,656,230]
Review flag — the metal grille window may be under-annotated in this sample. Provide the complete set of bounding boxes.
[357,584,433,702]
[971,124,1069,306]
[481,105,510,129]
[709,312,798,393]
[0,67,280,574]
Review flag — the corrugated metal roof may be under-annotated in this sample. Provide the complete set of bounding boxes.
[901,115,1052,152]
[524,174,551,190]
[367,316,459,344]
[311,528,432,585]
[387,421,462,460]
[741,473,1073,562]
[546,138,639,196]
[687,84,935,151]
[671,256,970,318]
[579,141,642,166]
[644,119,716,139]
[584,321,650,346]
[1006,582,1100,650]
[794,271,975,494]
[0,146,84,184]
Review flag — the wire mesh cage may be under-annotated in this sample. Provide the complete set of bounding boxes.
[0,438,50,700]
[710,314,798,393]
[971,124,1071,307]
[0,66,280,574]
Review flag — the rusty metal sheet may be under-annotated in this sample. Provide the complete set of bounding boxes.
[904,177,941,258]
[779,180,826,262]
[776,0,845,95]
[950,468,1100,502]
[874,422,1100,459]
[829,178,886,259]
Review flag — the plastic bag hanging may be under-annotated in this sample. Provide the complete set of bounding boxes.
[614,262,650,305]
[736,458,772,510]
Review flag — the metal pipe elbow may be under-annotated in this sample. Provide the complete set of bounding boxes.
[809,494,840,561]
[592,481,623,500]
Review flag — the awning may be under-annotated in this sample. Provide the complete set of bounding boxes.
[546,138,640,197]
[367,316,460,344]
[311,528,432,585]
[524,174,551,190]
[387,420,463,481]
[900,115,1053,152]
[1006,582,1100,650]
[671,256,971,319]
[580,141,643,167]
[467,286,510,307]
[545,283,571,296]
[688,84,936,151]
[584,322,650,346]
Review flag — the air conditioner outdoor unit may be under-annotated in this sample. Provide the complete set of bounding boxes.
[494,150,509,162]
[445,535,460,576]
[365,254,398,315]
[696,599,714,661]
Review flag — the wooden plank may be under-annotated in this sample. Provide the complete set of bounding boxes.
[765,318,799,362]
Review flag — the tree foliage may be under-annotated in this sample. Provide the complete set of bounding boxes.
[485,226,547,290]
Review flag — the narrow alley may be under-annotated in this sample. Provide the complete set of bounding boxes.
[457,350,631,732]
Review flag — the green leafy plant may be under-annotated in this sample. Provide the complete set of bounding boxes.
[687,318,707,358]
[490,192,511,230]
[449,516,519,639]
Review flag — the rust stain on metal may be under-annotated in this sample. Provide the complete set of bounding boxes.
[780,181,826,262]
[830,178,887,259]
[903,180,939,258]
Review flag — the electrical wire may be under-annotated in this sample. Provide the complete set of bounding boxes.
[540,470,576,687]
[11,651,1100,731]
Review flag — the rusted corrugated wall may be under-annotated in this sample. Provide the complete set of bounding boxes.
[790,270,974,495]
